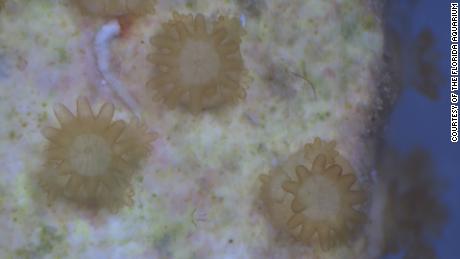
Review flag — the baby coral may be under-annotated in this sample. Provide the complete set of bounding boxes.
[39,97,157,212]
[73,0,156,17]
[259,138,367,250]
[147,12,248,113]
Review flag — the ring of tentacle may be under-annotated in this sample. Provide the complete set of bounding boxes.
[147,12,247,113]
[40,97,157,212]
[259,138,367,250]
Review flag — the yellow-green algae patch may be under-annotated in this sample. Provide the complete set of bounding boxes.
[117,187,193,259]
[15,225,67,259]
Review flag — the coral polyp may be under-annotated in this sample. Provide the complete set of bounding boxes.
[39,97,157,212]
[259,138,367,250]
[282,155,367,249]
[73,0,156,16]
[303,137,339,165]
[147,12,248,113]
[116,118,157,166]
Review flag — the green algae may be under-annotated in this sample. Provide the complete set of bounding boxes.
[37,111,48,124]
[147,218,189,258]
[152,226,178,258]
[124,191,193,258]
[136,175,144,183]
[55,48,70,64]
[185,1,195,9]
[315,111,331,121]
[8,130,19,141]
[304,109,333,130]
[15,225,65,259]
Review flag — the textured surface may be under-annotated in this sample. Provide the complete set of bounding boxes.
[73,0,156,17]
[0,0,383,258]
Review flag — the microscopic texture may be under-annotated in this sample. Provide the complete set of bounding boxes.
[147,12,248,113]
[0,0,384,258]
[39,97,157,212]
[259,138,367,250]
[73,0,156,17]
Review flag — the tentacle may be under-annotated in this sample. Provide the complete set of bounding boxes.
[54,103,75,127]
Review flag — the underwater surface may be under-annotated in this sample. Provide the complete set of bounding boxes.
[0,0,457,259]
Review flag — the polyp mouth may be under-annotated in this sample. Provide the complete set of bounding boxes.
[68,134,112,177]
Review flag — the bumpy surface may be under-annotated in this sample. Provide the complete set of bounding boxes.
[147,12,248,113]
[40,97,156,211]
[260,138,367,250]
[73,0,156,16]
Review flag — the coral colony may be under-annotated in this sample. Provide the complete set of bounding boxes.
[34,0,370,252]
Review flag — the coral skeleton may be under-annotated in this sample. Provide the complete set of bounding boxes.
[259,138,367,250]
[147,12,248,113]
[40,97,157,212]
[73,0,156,17]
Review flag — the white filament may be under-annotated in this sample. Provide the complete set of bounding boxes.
[94,20,139,115]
